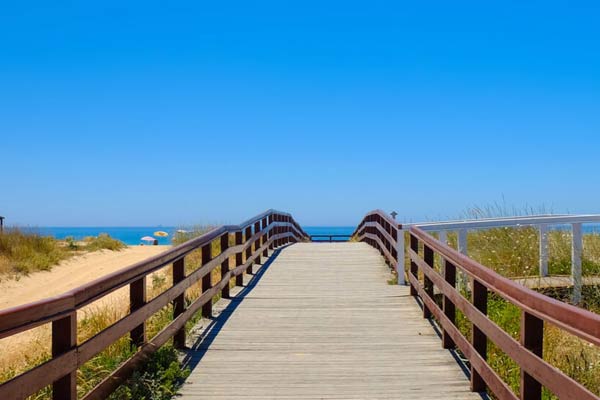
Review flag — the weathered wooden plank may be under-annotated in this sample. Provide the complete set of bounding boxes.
[178,243,479,399]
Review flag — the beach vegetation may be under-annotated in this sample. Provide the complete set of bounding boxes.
[0,229,125,279]
[81,233,126,252]
[0,228,68,277]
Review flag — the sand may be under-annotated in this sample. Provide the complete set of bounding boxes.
[0,245,172,376]
[0,245,170,311]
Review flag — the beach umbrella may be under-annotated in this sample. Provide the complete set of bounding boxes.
[154,231,169,237]
[141,236,155,243]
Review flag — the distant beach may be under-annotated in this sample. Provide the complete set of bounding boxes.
[22,226,357,245]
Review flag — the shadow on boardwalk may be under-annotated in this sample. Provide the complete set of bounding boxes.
[180,245,288,372]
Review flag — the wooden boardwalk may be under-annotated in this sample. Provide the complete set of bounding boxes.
[178,242,481,399]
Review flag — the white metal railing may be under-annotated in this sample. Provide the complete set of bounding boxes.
[398,214,600,303]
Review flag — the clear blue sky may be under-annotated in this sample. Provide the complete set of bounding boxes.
[2,1,599,227]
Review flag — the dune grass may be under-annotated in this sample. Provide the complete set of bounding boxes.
[0,229,125,280]
[0,229,68,277]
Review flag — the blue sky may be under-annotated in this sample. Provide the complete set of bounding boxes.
[1,1,599,226]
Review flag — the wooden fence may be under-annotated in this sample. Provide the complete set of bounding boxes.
[0,210,307,400]
[354,210,600,400]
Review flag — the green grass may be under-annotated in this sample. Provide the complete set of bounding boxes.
[0,229,69,277]
[80,233,126,252]
[0,229,125,280]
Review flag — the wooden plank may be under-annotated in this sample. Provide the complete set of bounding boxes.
[178,243,480,399]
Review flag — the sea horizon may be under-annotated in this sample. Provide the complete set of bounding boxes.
[15,226,357,246]
[12,224,600,246]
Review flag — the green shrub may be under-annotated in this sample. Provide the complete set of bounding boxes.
[109,345,190,400]
[83,233,125,252]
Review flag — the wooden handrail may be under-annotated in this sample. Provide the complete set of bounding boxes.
[0,209,308,400]
[352,210,404,284]
[408,225,600,400]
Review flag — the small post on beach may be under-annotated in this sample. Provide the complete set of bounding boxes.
[0,216,4,233]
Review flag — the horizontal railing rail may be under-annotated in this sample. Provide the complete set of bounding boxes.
[406,214,600,303]
[353,211,600,302]
[309,234,352,242]
[408,226,600,400]
[352,209,404,284]
[0,209,308,400]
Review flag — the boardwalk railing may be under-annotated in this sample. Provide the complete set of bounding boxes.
[354,209,600,399]
[0,209,308,400]
[409,226,600,400]
[410,214,600,303]
[352,210,404,283]
[353,211,600,302]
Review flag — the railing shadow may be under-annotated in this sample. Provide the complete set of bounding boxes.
[412,295,490,400]
[180,244,291,372]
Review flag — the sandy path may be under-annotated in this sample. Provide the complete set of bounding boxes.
[0,246,172,377]
[0,245,170,311]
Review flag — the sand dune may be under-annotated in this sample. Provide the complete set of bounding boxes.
[0,245,170,311]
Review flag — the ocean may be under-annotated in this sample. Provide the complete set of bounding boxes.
[20,225,600,246]
[27,226,356,246]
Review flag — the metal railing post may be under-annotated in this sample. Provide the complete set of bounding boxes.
[572,222,583,304]
[539,224,549,277]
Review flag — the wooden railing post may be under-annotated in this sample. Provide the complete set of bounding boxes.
[262,217,268,256]
[130,276,147,348]
[235,231,244,286]
[173,257,186,348]
[254,221,262,264]
[274,215,280,247]
[471,279,488,393]
[268,215,274,250]
[409,234,419,296]
[245,226,253,274]
[202,243,213,318]
[52,312,77,400]
[423,244,434,319]
[396,226,405,285]
[520,312,544,400]
[442,260,456,349]
[220,233,230,299]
